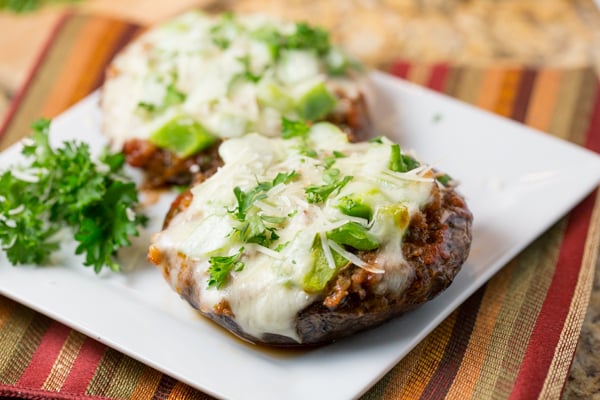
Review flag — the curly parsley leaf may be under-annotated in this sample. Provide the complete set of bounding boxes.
[207,247,245,289]
[0,118,147,273]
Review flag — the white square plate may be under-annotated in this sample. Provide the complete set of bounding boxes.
[1,71,599,400]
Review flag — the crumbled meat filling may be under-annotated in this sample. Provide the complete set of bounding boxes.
[147,245,164,265]
[122,138,223,189]
[163,189,194,229]
[323,185,459,310]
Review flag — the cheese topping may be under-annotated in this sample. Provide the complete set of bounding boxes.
[152,123,437,342]
[102,11,364,152]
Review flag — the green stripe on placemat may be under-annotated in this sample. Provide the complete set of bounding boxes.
[0,13,599,400]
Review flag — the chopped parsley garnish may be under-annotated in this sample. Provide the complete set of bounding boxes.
[228,171,298,248]
[272,170,298,186]
[368,136,384,144]
[209,12,236,49]
[137,83,186,115]
[323,150,346,169]
[253,22,331,60]
[305,169,353,204]
[287,23,331,55]
[388,144,419,173]
[236,55,262,83]
[234,215,280,247]
[207,247,245,289]
[230,171,297,221]
[0,119,147,273]
[281,117,310,139]
[281,118,318,158]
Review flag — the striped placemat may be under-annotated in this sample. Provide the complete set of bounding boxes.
[0,13,599,400]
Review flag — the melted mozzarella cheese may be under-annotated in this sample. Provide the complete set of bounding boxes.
[152,124,436,342]
[102,11,365,150]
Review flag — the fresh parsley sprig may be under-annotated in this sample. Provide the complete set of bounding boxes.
[305,168,353,204]
[0,118,147,273]
[207,247,245,289]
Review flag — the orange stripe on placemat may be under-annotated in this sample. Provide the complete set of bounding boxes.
[59,337,107,394]
[524,69,561,132]
[476,67,505,112]
[168,381,211,400]
[16,321,71,388]
[129,367,163,400]
[0,298,13,331]
[493,68,522,117]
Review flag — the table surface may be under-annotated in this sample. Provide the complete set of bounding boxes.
[0,1,599,399]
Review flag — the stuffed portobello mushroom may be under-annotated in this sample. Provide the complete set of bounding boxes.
[148,122,472,346]
[102,11,370,188]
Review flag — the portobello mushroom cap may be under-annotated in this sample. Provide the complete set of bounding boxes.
[148,123,472,346]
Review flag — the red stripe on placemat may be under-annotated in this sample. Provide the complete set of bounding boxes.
[584,82,600,153]
[16,321,72,388]
[389,60,411,79]
[509,191,597,399]
[60,337,107,393]
[426,63,450,92]
[0,13,70,139]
